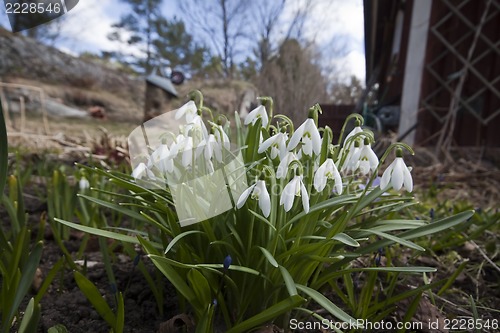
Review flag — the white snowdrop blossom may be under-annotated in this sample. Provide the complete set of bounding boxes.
[236,180,271,217]
[244,105,269,127]
[344,126,363,145]
[314,159,342,194]
[356,142,379,175]
[280,175,309,213]
[276,151,298,179]
[380,156,413,192]
[213,124,231,151]
[79,177,90,191]
[181,136,195,167]
[175,100,198,122]
[148,144,174,173]
[258,132,288,159]
[185,115,208,141]
[132,162,155,180]
[196,134,222,163]
[341,142,361,173]
[287,118,321,156]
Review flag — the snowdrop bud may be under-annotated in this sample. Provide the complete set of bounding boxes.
[79,177,90,191]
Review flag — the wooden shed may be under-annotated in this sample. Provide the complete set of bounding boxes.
[364,0,500,147]
[144,69,178,121]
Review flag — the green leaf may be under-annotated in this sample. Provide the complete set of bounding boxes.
[73,271,117,329]
[196,303,215,333]
[4,241,43,332]
[115,292,125,333]
[258,246,279,268]
[18,298,40,333]
[356,211,475,255]
[296,284,357,325]
[281,195,357,231]
[78,194,150,223]
[332,233,360,247]
[188,269,212,313]
[279,265,298,296]
[34,257,65,304]
[148,255,197,305]
[226,295,305,333]
[360,229,425,252]
[55,218,154,246]
[165,230,203,254]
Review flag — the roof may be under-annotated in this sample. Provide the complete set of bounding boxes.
[145,72,178,97]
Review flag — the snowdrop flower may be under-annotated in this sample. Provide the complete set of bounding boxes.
[287,118,321,156]
[344,125,363,145]
[280,175,309,213]
[276,151,298,179]
[196,134,222,163]
[212,124,230,151]
[341,140,361,173]
[175,100,198,122]
[132,162,155,180]
[258,132,288,159]
[148,144,174,173]
[181,136,195,167]
[185,115,208,141]
[314,158,342,194]
[79,177,90,191]
[356,140,379,175]
[380,149,413,192]
[244,105,269,127]
[236,180,271,217]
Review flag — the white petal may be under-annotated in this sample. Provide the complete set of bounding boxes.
[236,184,256,208]
[300,181,310,213]
[302,136,313,156]
[132,163,147,179]
[333,168,343,195]
[308,121,322,155]
[281,177,298,212]
[380,159,396,190]
[314,162,328,192]
[79,177,90,191]
[402,162,413,192]
[287,122,305,151]
[367,148,379,171]
[359,160,370,175]
[391,158,404,191]
[258,135,278,153]
[256,181,271,217]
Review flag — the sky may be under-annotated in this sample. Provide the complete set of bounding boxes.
[0,0,365,80]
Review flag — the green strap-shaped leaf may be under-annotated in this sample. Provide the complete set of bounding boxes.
[296,284,357,325]
[226,295,305,333]
[258,246,279,268]
[3,241,43,333]
[73,271,117,329]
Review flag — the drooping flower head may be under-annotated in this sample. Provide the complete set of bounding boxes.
[175,100,199,123]
[356,138,379,175]
[258,131,288,160]
[236,180,271,217]
[314,158,343,194]
[287,118,321,156]
[380,148,413,192]
[280,174,309,213]
[276,151,298,179]
[244,105,269,127]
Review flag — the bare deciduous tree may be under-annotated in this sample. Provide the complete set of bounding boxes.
[179,0,252,78]
[258,39,328,122]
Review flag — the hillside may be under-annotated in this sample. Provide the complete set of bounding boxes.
[0,28,257,127]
